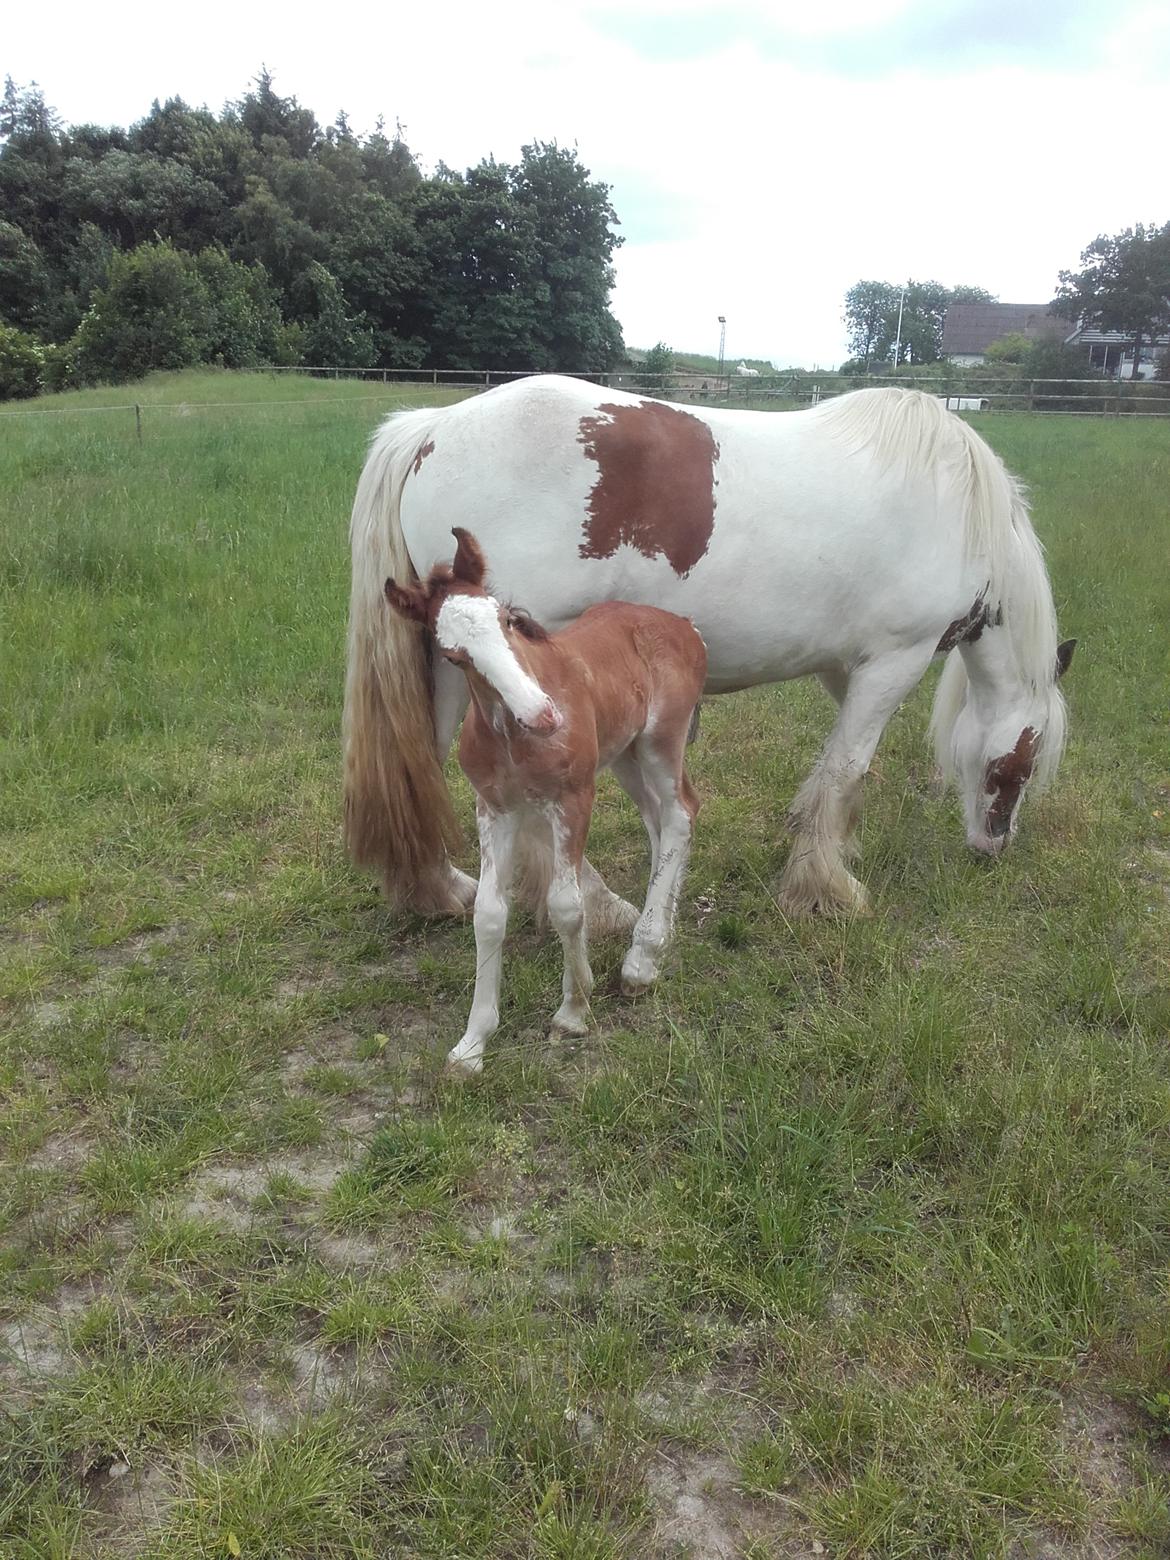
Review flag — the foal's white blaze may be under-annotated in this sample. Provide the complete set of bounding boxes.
[435,594,560,731]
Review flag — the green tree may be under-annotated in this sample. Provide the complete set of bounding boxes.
[843,281,898,369]
[844,280,995,369]
[296,261,374,366]
[1053,223,1170,380]
[638,341,674,395]
[0,321,43,398]
[71,241,285,381]
[514,141,624,369]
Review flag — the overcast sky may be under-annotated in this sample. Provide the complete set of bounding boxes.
[7,0,1169,366]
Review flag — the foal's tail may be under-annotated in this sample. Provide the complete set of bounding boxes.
[926,404,1067,791]
[343,405,462,910]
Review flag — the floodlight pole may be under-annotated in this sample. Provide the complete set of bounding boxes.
[892,285,906,371]
[717,315,726,377]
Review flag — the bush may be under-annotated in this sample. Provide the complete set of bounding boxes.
[984,332,1030,364]
[39,338,83,394]
[71,241,290,385]
[637,340,674,396]
[0,323,44,399]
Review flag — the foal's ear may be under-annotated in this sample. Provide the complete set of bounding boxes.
[384,577,428,623]
[451,527,487,586]
[1055,638,1077,680]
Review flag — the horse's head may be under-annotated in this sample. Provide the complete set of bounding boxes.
[951,637,1076,856]
[384,528,562,735]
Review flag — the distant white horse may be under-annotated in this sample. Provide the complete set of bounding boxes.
[344,377,1075,918]
[736,362,761,377]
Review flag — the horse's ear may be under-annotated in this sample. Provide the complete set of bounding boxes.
[1055,638,1077,680]
[384,577,428,623]
[451,527,486,586]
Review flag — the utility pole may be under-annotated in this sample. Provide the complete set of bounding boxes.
[717,316,726,377]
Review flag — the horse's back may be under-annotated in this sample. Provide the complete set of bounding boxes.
[393,377,991,687]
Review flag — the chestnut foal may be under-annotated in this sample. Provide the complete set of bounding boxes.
[385,528,706,1075]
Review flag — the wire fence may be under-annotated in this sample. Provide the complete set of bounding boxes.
[3,365,1169,427]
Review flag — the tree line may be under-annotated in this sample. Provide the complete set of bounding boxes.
[0,72,626,398]
[842,223,1170,381]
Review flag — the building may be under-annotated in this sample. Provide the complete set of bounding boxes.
[940,303,1066,366]
[942,301,1169,379]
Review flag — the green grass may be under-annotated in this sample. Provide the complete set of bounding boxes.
[2,370,1169,1555]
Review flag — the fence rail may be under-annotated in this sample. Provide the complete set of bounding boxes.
[266,364,1170,416]
[4,368,1170,423]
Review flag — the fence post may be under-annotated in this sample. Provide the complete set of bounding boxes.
[1116,378,1123,417]
[1027,380,1035,412]
[135,404,142,444]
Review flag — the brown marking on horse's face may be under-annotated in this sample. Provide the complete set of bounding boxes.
[577,401,719,577]
[984,725,1039,840]
[412,439,435,475]
[936,592,1002,654]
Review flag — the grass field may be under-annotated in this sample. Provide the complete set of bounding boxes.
[2,370,1169,1558]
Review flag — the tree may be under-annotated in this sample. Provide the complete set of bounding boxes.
[844,280,996,369]
[1053,223,1170,380]
[843,281,898,369]
[0,322,43,398]
[638,341,674,395]
[72,241,286,381]
[296,261,374,366]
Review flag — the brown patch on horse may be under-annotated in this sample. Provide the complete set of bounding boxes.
[577,401,719,577]
[986,725,1039,837]
[412,439,435,475]
[936,592,1002,654]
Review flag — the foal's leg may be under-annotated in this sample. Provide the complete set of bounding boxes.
[618,739,695,995]
[447,804,517,1076]
[424,658,477,915]
[778,643,935,916]
[545,795,595,1036]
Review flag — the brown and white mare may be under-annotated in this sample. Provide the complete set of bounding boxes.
[384,528,707,1075]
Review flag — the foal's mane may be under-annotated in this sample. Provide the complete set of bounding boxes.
[504,605,550,642]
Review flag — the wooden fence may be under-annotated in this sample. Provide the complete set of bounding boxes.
[266,364,1170,416]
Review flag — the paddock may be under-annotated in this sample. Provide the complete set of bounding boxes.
[2,369,1169,1556]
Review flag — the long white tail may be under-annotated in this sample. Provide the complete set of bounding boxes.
[343,405,463,910]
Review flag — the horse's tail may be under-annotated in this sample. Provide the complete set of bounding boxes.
[926,402,1067,792]
[342,405,462,909]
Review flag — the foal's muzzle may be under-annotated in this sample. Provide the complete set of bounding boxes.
[520,699,563,735]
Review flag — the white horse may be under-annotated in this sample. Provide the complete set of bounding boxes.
[343,377,1074,919]
[736,362,761,377]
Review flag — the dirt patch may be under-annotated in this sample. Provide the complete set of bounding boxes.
[645,1449,742,1558]
[86,1457,175,1546]
[0,1316,70,1379]
[314,1231,385,1268]
[179,1151,354,1225]
[23,1128,95,1173]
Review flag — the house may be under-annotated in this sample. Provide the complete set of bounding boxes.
[941,303,1066,365]
[942,301,1169,379]
[1059,325,1169,380]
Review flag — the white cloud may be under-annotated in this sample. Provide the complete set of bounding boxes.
[5,0,1166,365]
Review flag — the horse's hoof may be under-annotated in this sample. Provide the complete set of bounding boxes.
[549,1007,589,1038]
[444,1051,483,1079]
[620,956,658,997]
